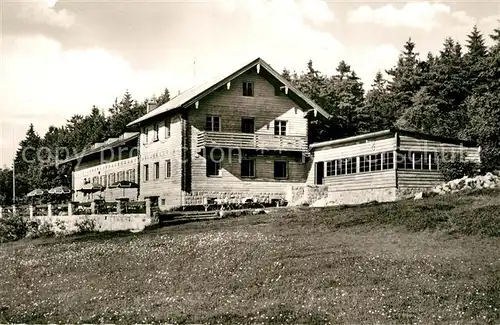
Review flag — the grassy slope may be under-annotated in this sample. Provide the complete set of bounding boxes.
[0,190,499,324]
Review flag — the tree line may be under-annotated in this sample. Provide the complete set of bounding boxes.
[1,24,499,205]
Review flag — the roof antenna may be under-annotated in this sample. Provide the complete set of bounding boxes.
[193,56,197,82]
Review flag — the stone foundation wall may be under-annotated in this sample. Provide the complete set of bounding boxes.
[32,214,153,234]
[183,190,287,206]
[327,188,397,205]
[396,187,430,200]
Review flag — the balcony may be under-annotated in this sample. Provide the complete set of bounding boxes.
[197,131,308,152]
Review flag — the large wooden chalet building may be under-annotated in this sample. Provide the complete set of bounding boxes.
[127,57,330,207]
[63,57,480,208]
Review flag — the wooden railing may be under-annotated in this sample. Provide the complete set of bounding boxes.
[197,131,308,152]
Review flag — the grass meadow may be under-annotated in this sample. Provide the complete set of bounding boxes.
[0,189,499,324]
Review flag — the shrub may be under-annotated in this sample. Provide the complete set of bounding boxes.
[74,217,96,234]
[439,152,481,182]
[26,219,55,239]
[0,214,28,243]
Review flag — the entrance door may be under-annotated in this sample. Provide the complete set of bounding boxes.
[315,162,324,185]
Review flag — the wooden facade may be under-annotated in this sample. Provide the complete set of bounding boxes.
[310,129,480,203]
[62,133,140,202]
[128,58,328,209]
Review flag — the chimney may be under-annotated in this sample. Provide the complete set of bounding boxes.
[147,100,157,113]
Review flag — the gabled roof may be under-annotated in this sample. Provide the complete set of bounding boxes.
[58,132,140,165]
[127,57,330,128]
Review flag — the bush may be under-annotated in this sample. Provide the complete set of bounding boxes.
[439,152,481,182]
[0,214,28,243]
[74,217,96,234]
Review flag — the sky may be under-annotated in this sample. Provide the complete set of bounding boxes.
[1,0,499,167]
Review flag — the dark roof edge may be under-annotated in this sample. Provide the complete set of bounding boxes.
[310,128,477,150]
[58,133,140,165]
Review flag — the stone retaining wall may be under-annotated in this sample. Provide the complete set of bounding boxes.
[327,188,397,206]
[31,213,153,234]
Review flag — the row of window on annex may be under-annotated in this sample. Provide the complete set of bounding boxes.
[324,150,440,177]
[88,169,137,187]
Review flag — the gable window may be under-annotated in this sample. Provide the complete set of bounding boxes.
[206,116,221,132]
[274,161,288,179]
[143,127,149,144]
[206,158,222,177]
[165,160,171,178]
[143,164,149,182]
[243,81,254,96]
[153,124,159,142]
[154,162,160,179]
[241,159,255,178]
[241,118,255,133]
[164,119,171,139]
[274,120,287,136]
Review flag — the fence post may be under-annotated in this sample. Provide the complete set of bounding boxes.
[29,205,34,218]
[90,202,96,215]
[47,204,52,217]
[145,198,151,217]
[0,206,2,218]
[68,202,73,216]
[116,201,122,214]
[12,205,16,217]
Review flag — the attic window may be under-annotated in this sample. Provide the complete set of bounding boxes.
[243,81,254,97]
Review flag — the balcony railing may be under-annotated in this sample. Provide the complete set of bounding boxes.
[197,131,308,152]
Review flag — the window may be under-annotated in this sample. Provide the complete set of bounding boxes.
[92,176,98,184]
[101,175,107,187]
[165,160,171,178]
[109,173,116,185]
[336,159,345,175]
[383,152,394,170]
[360,155,370,173]
[129,169,135,183]
[405,152,413,169]
[430,153,438,170]
[161,198,166,206]
[154,162,160,179]
[346,157,357,174]
[241,118,255,133]
[326,161,335,176]
[243,81,254,96]
[274,120,287,136]
[206,116,221,132]
[370,153,382,171]
[414,152,425,170]
[397,151,414,169]
[206,158,222,177]
[143,127,149,144]
[274,161,288,179]
[164,119,170,139]
[153,124,159,142]
[241,159,255,177]
[144,164,149,182]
